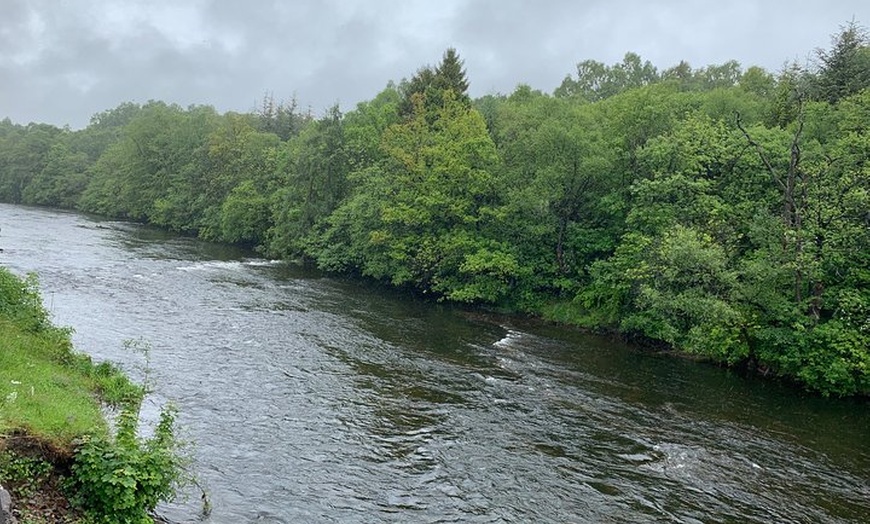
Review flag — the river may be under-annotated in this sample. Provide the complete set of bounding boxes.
[1,203,868,523]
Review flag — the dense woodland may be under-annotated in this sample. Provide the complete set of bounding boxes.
[1,26,868,396]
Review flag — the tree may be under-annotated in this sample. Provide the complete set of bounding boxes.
[434,47,470,98]
[22,141,89,207]
[313,92,513,302]
[582,114,752,360]
[739,66,775,98]
[399,48,471,118]
[813,21,870,104]
[736,90,870,395]
[256,92,309,140]
[0,123,63,203]
[555,53,659,101]
[200,113,281,242]
[490,88,617,306]
[398,66,437,118]
[695,60,742,90]
[661,60,694,87]
[77,102,219,229]
[268,105,348,257]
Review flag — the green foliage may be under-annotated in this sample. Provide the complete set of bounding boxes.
[555,52,659,101]
[0,268,144,445]
[0,451,53,499]
[399,48,471,118]
[1,23,868,396]
[313,89,510,301]
[0,122,63,204]
[434,48,470,98]
[219,180,271,246]
[537,299,600,328]
[556,53,746,102]
[491,88,620,306]
[0,268,188,521]
[21,141,90,208]
[199,113,281,242]
[0,270,51,332]
[77,102,222,231]
[256,93,309,140]
[813,21,870,103]
[68,405,188,524]
[620,225,748,364]
[797,320,870,396]
[267,105,348,257]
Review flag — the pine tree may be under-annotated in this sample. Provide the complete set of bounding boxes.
[814,21,870,103]
[398,66,436,117]
[399,48,470,118]
[434,47,469,97]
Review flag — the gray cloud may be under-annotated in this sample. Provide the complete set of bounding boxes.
[0,0,867,128]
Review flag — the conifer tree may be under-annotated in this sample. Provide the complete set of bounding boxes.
[399,48,470,118]
[814,21,870,103]
[434,47,470,98]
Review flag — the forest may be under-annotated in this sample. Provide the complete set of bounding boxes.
[1,25,868,397]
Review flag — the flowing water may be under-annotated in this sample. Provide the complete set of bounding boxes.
[1,203,868,523]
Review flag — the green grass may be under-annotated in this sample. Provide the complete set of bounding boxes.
[0,319,109,447]
[0,268,143,450]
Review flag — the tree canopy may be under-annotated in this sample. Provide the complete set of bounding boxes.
[1,33,868,396]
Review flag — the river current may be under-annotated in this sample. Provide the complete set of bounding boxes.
[1,203,868,523]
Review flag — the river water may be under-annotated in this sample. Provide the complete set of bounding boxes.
[1,203,868,523]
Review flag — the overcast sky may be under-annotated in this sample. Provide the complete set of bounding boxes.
[1,0,867,129]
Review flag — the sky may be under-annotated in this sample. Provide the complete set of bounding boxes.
[1,0,868,129]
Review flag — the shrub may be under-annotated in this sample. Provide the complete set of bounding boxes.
[67,404,188,524]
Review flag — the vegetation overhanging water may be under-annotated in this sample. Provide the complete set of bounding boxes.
[0,27,868,396]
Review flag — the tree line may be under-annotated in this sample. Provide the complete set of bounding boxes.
[1,26,868,396]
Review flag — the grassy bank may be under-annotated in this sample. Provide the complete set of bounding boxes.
[0,267,186,524]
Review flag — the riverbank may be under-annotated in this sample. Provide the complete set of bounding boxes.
[0,267,183,523]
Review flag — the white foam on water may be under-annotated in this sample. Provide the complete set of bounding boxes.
[178,258,283,272]
[177,260,246,272]
[242,259,283,267]
[493,328,525,349]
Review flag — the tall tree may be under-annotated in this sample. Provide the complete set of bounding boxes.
[433,47,470,98]
[21,141,89,208]
[257,92,309,140]
[0,123,62,203]
[813,21,870,104]
[268,105,348,257]
[399,48,471,118]
[398,66,437,118]
[314,92,513,302]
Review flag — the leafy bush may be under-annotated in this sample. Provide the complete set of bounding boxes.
[68,405,188,524]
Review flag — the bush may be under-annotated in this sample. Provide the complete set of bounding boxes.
[67,405,188,524]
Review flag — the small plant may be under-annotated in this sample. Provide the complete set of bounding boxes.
[67,404,188,524]
[0,449,53,499]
